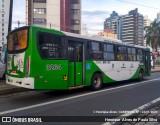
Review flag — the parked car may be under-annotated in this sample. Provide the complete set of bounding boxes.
[0,61,5,80]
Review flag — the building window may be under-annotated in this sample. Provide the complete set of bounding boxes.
[2,14,4,17]
[33,0,46,3]
[33,18,46,24]
[34,8,46,14]
[71,0,79,4]
[71,30,79,34]
[71,19,80,25]
[2,4,4,8]
[2,28,4,31]
[2,38,4,41]
[71,9,80,15]
[2,33,4,36]
[2,23,4,27]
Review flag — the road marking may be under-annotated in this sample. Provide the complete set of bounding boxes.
[0,78,160,115]
[102,96,160,125]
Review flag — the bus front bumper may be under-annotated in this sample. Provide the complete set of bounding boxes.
[6,75,34,89]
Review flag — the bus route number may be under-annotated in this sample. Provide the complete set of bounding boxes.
[46,64,62,71]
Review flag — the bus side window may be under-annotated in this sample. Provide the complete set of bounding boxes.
[89,41,103,60]
[103,44,115,61]
[137,49,143,62]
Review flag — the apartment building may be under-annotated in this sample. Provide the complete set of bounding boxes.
[0,0,10,49]
[122,8,144,46]
[26,0,81,34]
[104,11,121,38]
[104,9,144,46]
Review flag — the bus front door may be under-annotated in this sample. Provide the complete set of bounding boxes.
[145,51,151,76]
[68,41,84,88]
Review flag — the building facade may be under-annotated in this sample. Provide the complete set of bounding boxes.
[81,24,88,35]
[0,0,10,49]
[104,11,121,39]
[98,31,117,39]
[26,0,81,34]
[104,9,144,46]
[122,8,144,46]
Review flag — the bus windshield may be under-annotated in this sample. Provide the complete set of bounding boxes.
[7,29,28,53]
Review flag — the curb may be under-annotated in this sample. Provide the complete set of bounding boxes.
[151,70,160,73]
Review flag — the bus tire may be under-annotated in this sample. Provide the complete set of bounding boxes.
[138,70,144,81]
[91,73,103,90]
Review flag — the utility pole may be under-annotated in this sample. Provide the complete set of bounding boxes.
[17,20,20,28]
[8,0,13,33]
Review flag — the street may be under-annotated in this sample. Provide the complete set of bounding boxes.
[0,72,160,125]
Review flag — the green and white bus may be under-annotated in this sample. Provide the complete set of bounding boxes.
[6,26,151,90]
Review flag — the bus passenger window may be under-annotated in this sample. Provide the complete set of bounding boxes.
[89,42,103,60]
[38,32,67,59]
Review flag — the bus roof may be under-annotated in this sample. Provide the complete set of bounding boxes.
[13,26,147,50]
[63,30,147,49]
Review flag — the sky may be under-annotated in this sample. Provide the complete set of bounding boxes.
[12,0,160,34]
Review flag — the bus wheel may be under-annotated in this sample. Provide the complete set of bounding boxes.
[138,71,143,81]
[91,73,103,90]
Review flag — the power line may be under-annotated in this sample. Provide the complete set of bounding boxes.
[0,20,104,33]
[116,0,160,10]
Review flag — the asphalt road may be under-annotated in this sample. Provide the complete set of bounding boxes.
[0,73,160,125]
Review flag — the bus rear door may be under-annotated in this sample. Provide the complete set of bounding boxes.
[68,40,85,88]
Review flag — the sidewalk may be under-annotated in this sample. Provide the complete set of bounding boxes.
[151,65,160,73]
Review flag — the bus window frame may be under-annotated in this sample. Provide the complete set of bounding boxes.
[88,41,103,61]
[116,45,128,61]
[37,31,67,60]
[7,26,29,54]
[103,43,115,61]
[136,48,144,62]
[127,47,137,61]
[66,36,86,62]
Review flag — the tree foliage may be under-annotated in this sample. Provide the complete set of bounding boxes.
[145,19,160,51]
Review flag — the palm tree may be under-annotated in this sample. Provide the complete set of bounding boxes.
[145,19,160,51]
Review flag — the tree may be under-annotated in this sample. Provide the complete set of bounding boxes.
[145,19,160,51]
